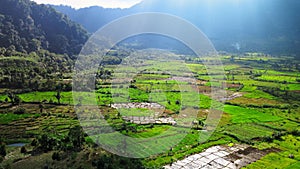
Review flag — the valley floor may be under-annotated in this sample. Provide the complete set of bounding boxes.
[0,52,299,169]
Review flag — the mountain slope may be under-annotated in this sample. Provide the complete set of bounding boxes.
[52,5,125,33]
[0,0,89,56]
[52,0,300,57]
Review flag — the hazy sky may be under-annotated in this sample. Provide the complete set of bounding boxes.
[32,0,143,9]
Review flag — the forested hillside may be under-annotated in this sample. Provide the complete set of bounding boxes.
[0,0,89,90]
[0,0,88,56]
[53,0,300,57]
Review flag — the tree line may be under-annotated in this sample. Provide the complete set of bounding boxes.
[0,0,88,57]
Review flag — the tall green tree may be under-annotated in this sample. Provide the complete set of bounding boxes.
[54,91,61,104]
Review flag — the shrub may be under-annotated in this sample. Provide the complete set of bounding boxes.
[104,115,110,120]
[289,154,295,159]
[21,146,27,154]
[52,152,61,161]
[291,130,300,136]
[129,85,137,89]
[14,107,26,114]
[31,139,38,146]
[0,144,6,157]
[272,132,284,140]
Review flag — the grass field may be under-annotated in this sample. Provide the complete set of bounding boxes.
[257,75,298,83]
[224,123,275,142]
[224,105,282,123]
[0,113,40,124]
[118,108,156,117]
[243,89,277,100]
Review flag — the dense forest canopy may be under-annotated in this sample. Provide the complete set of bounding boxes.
[0,0,89,57]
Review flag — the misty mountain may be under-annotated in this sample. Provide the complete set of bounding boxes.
[52,0,300,57]
[0,0,89,56]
